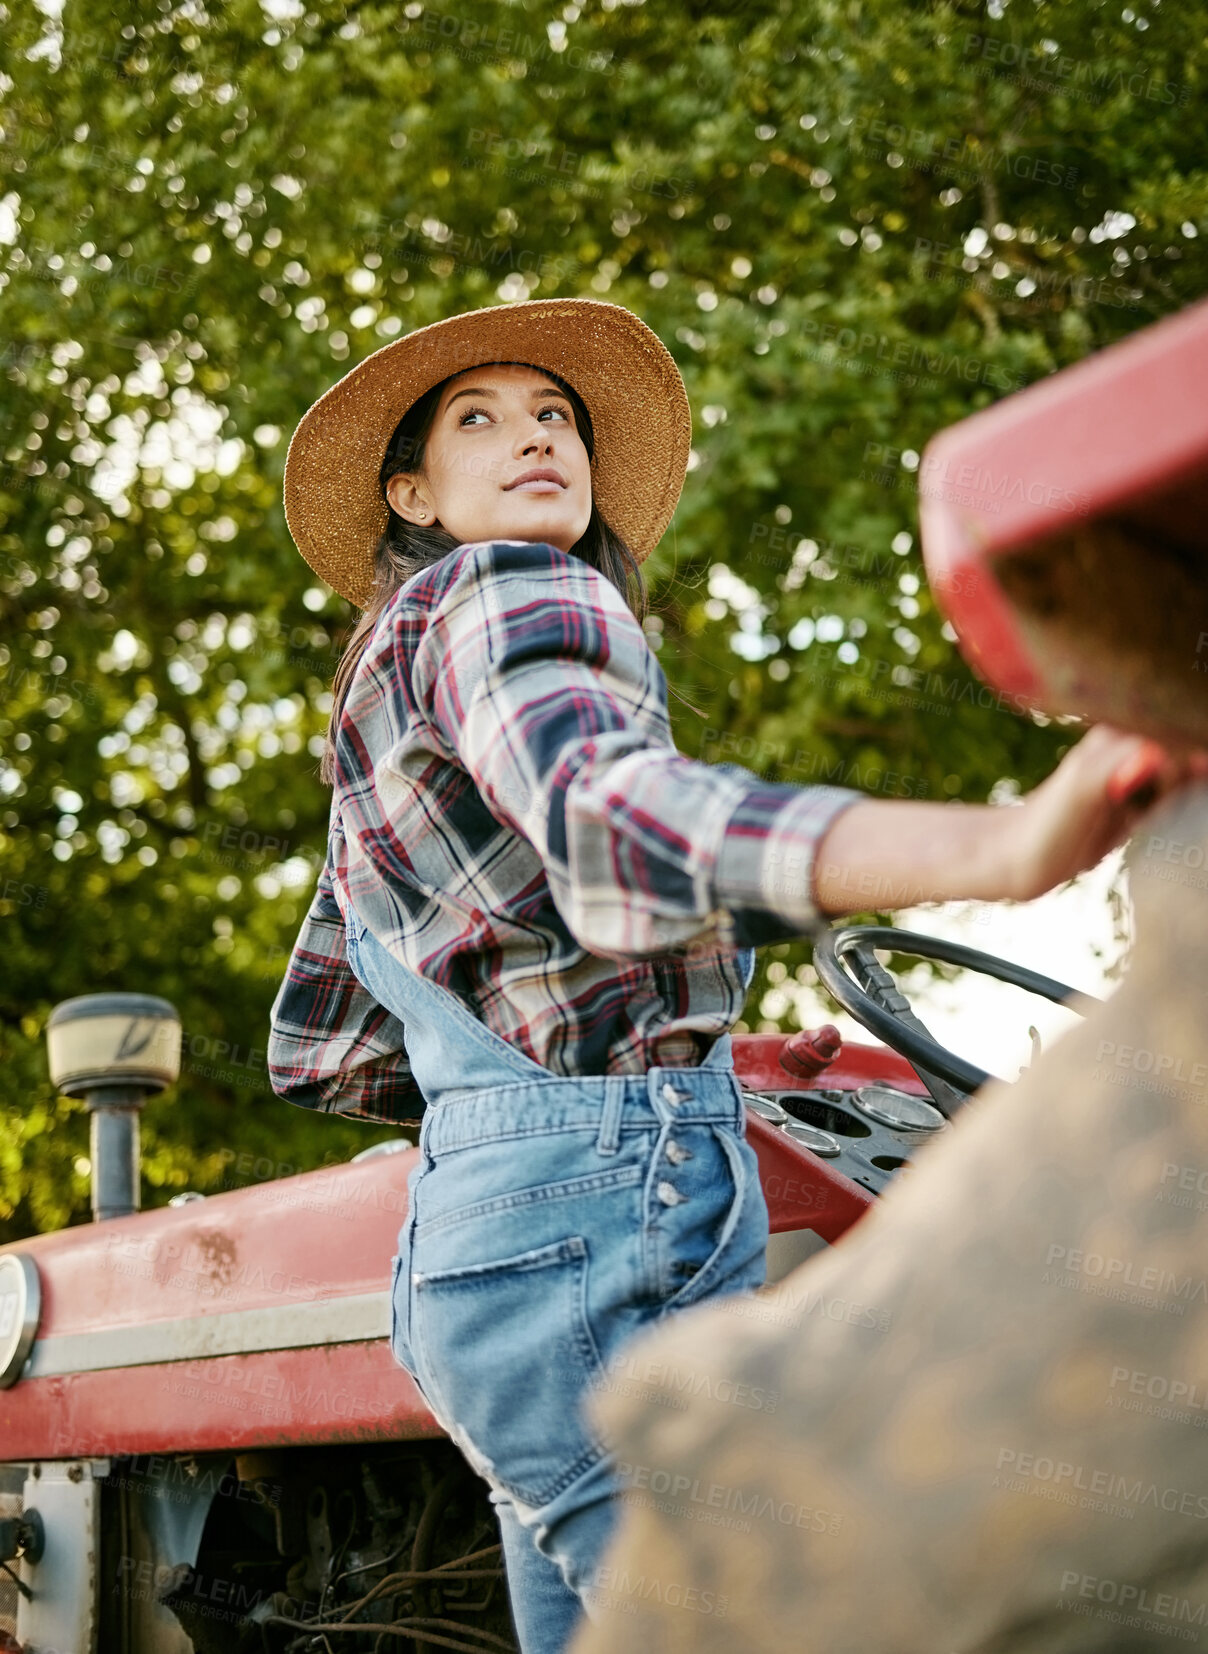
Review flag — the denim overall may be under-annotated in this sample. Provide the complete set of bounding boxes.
[344,907,769,1654]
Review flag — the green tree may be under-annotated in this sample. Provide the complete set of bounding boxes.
[1,0,1204,1239]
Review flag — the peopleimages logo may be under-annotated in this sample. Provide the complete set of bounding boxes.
[1044,1243,1208,1306]
[1096,1040,1207,1089]
[1060,1572,1208,1632]
[604,1352,779,1413]
[962,33,1187,106]
[997,1448,1208,1519]
[617,1461,843,1535]
[583,1564,727,1618]
[798,317,1025,392]
[1110,1366,1208,1416]
[861,442,1092,516]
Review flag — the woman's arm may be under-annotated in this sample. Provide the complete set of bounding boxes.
[812,725,1208,918]
[406,543,1208,946]
[406,539,864,958]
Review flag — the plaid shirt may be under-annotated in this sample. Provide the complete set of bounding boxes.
[268,540,861,1123]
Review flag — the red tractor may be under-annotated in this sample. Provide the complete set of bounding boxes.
[3,294,1205,1653]
[1,989,968,1651]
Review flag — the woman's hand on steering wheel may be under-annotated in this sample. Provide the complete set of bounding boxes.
[1012,725,1208,904]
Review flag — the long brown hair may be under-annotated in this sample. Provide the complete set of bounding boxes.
[320,362,650,785]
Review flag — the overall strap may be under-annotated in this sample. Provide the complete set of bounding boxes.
[347,916,548,1100]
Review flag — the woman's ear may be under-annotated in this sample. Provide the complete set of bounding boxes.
[385,472,433,523]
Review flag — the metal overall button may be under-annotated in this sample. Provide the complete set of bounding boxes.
[657,1181,687,1206]
[664,1140,693,1166]
[661,1082,692,1108]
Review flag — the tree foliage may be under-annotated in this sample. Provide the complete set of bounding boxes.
[1,0,1204,1239]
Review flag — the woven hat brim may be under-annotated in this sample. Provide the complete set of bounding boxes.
[282,298,692,608]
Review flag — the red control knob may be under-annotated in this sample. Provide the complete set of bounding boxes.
[779,1024,842,1080]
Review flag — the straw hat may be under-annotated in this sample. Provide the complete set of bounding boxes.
[282,297,692,608]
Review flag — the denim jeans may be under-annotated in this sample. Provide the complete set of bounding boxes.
[345,910,768,1654]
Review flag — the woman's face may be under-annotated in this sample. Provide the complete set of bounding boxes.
[385,362,593,552]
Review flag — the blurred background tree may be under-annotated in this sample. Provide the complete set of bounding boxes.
[1,0,1203,1239]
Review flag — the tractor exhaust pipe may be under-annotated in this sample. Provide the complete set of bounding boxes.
[45,993,181,1222]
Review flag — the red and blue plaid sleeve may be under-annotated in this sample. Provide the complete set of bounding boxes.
[408,540,863,959]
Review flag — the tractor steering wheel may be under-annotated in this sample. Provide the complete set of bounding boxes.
[811,925,1100,1116]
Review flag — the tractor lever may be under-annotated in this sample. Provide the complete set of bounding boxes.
[846,943,969,1118]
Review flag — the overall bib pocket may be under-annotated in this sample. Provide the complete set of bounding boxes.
[410,1235,610,1509]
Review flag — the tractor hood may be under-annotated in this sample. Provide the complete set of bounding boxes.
[0,1149,441,1459]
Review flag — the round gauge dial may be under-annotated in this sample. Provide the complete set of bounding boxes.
[854,1086,946,1132]
[782,1120,843,1158]
[744,1092,790,1125]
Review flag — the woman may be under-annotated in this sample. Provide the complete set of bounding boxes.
[268,297,1202,1654]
